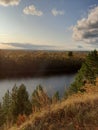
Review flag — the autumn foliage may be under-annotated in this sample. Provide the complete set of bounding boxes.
[17,114,26,126]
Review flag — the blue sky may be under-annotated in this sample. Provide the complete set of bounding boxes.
[0,0,98,50]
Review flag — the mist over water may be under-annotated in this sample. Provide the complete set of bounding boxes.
[0,74,75,101]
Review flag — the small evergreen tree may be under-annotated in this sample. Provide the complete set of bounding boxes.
[32,85,51,111]
[0,84,32,126]
[11,84,18,120]
[2,90,12,121]
[83,50,98,84]
[0,103,5,127]
[16,84,32,116]
[52,91,59,103]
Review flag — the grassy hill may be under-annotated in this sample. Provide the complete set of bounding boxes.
[8,80,98,130]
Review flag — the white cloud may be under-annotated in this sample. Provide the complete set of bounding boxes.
[23,5,43,16]
[51,8,64,16]
[72,6,98,44]
[0,0,20,6]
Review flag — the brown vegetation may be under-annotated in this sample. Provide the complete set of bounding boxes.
[0,50,85,78]
[8,80,98,130]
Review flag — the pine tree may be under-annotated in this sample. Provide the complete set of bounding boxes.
[52,91,59,103]
[2,90,13,128]
[11,84,32,121]
[82,50,98,84]
[16,84,32,116]
[0,103,5,127]
[69,50,98,94]
[11,84,18,120]
[2,90,12,121]
[32,85,51,111]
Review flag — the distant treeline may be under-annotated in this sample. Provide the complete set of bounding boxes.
[0,50,86,78]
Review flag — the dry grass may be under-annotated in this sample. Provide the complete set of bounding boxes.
[8,81,98,130]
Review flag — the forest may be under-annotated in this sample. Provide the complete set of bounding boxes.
[0,50,98,130]
[0,50,86,78]
[0,84,59,129]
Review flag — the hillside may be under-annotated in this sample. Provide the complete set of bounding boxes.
[1,50,98,130]
[8,81,98,130]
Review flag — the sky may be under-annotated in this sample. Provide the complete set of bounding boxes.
[0,0,98,50]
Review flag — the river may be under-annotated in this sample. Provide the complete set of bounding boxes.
[0,74,76,101]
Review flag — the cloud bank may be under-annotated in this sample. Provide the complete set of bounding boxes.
[0,43,96,51]
[23,5,43,16]
[72,6,98,44]
[51,8,64,16]
[0,43,56,50]
[0,0,20,6]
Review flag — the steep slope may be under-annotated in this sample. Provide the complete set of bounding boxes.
[9,81,98,130]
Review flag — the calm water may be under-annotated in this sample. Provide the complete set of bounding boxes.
[0,74,75,100]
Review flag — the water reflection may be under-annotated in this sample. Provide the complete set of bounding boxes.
[0,74,75,101]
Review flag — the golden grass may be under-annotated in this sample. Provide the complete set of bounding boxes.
[8,81,98,130]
